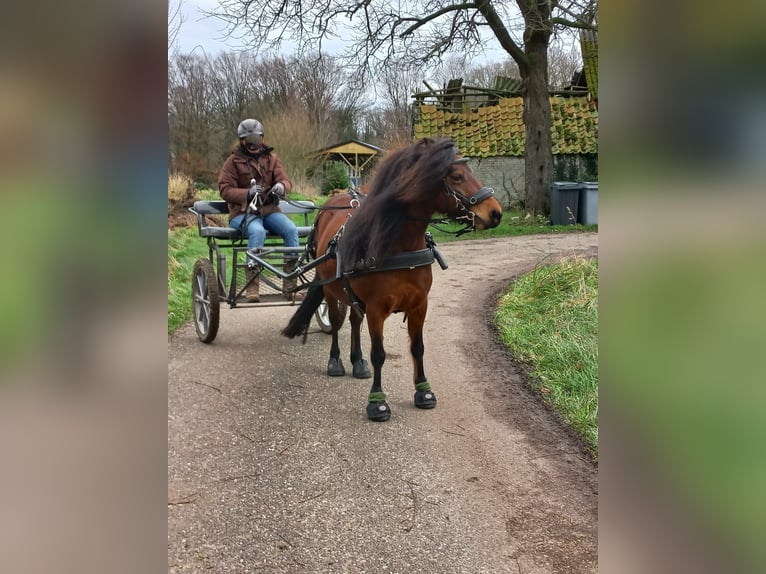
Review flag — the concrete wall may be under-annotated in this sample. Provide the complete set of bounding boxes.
[467,154,598,210]
[468,156,525,210]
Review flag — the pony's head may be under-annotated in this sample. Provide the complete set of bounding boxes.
[339,137,502,269]
[439,154,503,231]
[391,137,502,231]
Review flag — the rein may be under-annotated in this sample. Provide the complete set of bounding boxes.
[280,190,365,212]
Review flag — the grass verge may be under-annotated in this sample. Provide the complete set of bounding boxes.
[494,257,599,456]
[168,227,210,335]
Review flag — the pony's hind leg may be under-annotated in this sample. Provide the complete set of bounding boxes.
[326,296,346,377]
[408,306,437,409]
[365,311,391,421]
[349,307,371,379]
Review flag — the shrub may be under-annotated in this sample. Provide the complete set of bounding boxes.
[321,161,350,195]
[168,172,194,208]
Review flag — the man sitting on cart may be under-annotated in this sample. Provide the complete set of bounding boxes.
[218,118,301,302]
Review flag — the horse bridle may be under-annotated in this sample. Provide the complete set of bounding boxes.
[443,158,496,234]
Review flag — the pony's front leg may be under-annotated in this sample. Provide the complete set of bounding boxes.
[408,305,437,409]
[326,296,346,377]
[365,311,391,421]
[349,308,371,379]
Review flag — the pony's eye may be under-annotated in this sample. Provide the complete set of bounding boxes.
[451,174,464,183]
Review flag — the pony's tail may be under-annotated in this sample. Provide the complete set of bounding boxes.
[281,285,325,339]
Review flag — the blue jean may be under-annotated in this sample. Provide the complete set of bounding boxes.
[230,212,299,249]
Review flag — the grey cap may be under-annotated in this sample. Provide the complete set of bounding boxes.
[237,119,264,139]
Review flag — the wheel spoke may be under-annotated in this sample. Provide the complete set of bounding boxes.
[194,271,210,331]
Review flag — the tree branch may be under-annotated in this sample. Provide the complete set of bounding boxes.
[399,3,478,38]
[551,17,596,31]
[551,0,597,30]
[474,0,527,70]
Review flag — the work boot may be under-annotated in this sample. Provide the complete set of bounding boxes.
[283,259,303,301]
[244,268,260,302]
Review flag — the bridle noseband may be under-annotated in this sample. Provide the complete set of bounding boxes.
[446,184,496,208]
[443,158,496,235]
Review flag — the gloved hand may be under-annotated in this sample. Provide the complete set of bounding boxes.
[270,182,285,198]
[247,183,263,204]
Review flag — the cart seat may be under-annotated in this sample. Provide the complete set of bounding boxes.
[190,200,315,240]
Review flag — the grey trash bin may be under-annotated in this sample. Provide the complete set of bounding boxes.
[578,182,598,225]
[550,182,582,225]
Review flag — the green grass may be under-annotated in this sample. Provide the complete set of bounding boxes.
[494,257,599,456]
[168,227,211,335]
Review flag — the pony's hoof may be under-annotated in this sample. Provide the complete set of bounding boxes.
[327,357,346,377]
[414,390,437,409]
[367,401,391,422]
[352,359,371,379]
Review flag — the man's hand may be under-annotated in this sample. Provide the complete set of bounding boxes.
[271,182,285,198]
[247,183,263,204]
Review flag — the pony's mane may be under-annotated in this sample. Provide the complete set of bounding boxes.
[340,137,457,270]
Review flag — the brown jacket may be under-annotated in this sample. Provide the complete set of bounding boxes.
[218,145,293,220]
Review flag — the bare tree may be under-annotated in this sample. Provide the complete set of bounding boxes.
[169,50,368,185]
[168,0,185,53]
[207,0,596,215]
[429,54,472,87]
[370,59,421,146]
[207,51,260,151]
[169,53,219,181]
[462,60,521,89]
[252,55,297,115]
[548,39,582,90]
[292,56,366,147]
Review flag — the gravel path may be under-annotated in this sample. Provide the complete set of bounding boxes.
[168,232,598,573]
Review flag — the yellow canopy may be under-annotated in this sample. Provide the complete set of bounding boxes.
[308,139,383,183]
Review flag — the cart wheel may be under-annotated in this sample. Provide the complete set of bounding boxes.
[192,259,220,343]
[314,299,332,334]
[314,300,347,334]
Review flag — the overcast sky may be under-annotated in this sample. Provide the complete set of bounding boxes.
[170,0,579,69]
[172,0,366,58]
[171,0,518,62]
[172,0,230,56]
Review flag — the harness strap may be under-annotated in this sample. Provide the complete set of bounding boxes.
[338,236,448,317]
[345,248,435,275]
[426,232,449,270]
[343,277,366,318]
[463,186,495,206]
[343,234,448,275]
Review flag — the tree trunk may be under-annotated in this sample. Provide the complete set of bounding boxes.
[522,33,553,216]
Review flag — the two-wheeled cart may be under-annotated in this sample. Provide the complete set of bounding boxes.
[188,199,332,343]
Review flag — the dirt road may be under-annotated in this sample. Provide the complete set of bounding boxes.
[168,232,598,573]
